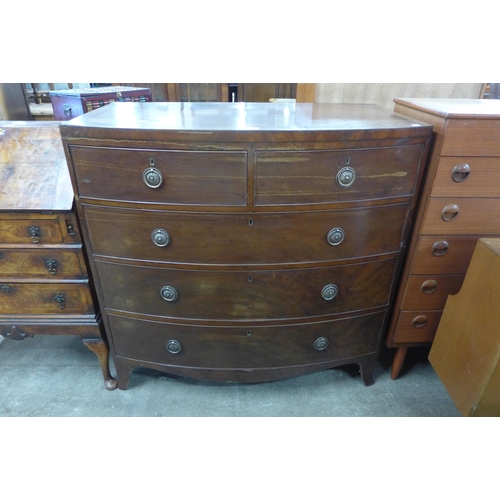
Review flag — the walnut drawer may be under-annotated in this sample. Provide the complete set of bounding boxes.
[0,283,95,315]
[440,119,500,157]
[0,249,85,279]
[430,157,500,198]
[68,146,247,206]
[109,311,385,369]
[96,257,398,321]
[400,274,464,310]
[421,198,500,235]
[84,203,409,265]
[254,145,424,205]
[390,310,443,344]
[410,235,486,275]
[0,218,67,245]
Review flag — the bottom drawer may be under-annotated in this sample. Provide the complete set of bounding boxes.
[390,310,444,344]
[108,311,386,370]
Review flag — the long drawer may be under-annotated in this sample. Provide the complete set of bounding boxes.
[254,145,425,205]
[69,146,248,206]
[96,257,398,321]
[109,310,386,369]
[84,203,409,265]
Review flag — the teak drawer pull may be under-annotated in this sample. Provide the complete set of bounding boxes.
[412,315,428,328]
[421,280,438,294]
[451,163,470,183]
[432,241,449,256]
[441,204,460,221]
[327,227,345,246]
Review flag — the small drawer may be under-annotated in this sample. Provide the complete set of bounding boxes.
[440,119,500,157]
[96,257,398,321]
[390,310,444,344]
[421,198,500,235]
[0,249,85,279]
[0,283,95,315]
[69,146,248,206]
[0,219,65,245]
[400,274,464,310]
[431,157,500,198]
[254,145,424,205]
[83,203,410,265]
[108,310,386,369]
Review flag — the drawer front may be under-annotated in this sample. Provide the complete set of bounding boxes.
[431,157,500,198]
[441,119,500,157]
[96,257,398,321]
[84,203,409,265]
[390,310,443,344]
[69,146,248,206]
[410,235,484,275]
[0,219,65,244]
[400,274,464,310]
[0,283,95,315]
[109,311,386,369]
[255,145,424,205]
[0,249,85,279]
[421,198,500,235]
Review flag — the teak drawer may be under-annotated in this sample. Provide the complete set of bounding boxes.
[440,119,500,157]
[69,146,248,206]
[109,311,385,370]
[254,145,424,205]
[400,274,464,310]
[96,257,398,321]
[83,203,409,265]
[431,157,500,198]
[390,310,444,344]
[421,198,500,235]
[0,249,85,279]
[0,219,67,245]
[0,283,95,315]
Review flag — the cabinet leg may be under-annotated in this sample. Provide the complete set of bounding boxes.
[391,346,408,380]
[359,356,377,386]
[113,357,133,390]
[83,339,118,391]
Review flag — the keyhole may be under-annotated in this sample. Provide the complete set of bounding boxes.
[248,219,253,226]
[149,157,155,167]
[345,156,351,165]
[248,276,252,282]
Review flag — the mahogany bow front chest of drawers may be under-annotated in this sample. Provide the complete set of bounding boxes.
[60,102,432,389]
[0,121,116,389]
[386,98,500,379]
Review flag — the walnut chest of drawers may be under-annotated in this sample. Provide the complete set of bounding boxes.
[386,98,500,379]
[60,102,432,390]
[0,121,116,390]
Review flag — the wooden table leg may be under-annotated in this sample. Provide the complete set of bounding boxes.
[83,339,118,390]
[391,346,408,380]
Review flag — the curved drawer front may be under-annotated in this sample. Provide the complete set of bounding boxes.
[109,311,386,369]
[431,157,500,198]
[0,283,95,315]
[96,257,397,321]
[401,274,464,310]
[69,146,247,206]
[255,145,424,205]
[0,219,65,245]
[0,249,85,279]
[84,203,409,265]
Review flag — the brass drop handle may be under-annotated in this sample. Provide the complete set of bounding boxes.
[412,315,428,328]
[28,226,41,243]
[421,280,438,294]
[45,259,58,275]
[166,339,182,354]
[336,166,356,188]
[451,163,470,182]
[327,227,345,246]
[432,241,449,256]
[321,284,338,300]
[54,293,65,309]
[313,337,329,351]
[143,158,163,189]
[151,229,171,247]
[441,204,459,221]
[160,285,178,302]
[63,104,72,118]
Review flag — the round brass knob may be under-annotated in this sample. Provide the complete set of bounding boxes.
[151,228,170,247]
[432,241,449,256]
[313,337,329,351]
[166,340,182,354]
[142,167,163,188]
[160,286,178,302]
[321,284,338,300]
[441,204,459,221]
[421,280,438,294]
[412,315,428,328]
[336,166,356,188]
[327,227,345,246]
[451,163,470,183]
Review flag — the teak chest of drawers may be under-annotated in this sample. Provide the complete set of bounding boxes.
[60,102,432,389]
[386,98,500,379]
[0,121,116,390]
